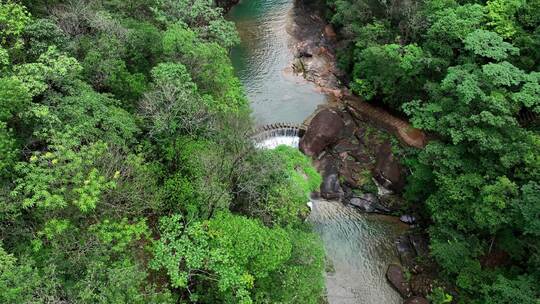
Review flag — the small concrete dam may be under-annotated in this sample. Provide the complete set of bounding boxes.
[250,123,305,149]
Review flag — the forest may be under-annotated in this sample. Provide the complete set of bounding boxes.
[325,0,539,303]
[0,0,325,303]
[1,0,539,303]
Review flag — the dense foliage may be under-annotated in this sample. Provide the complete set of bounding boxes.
[0,0,325,303]
[326,0,539,302]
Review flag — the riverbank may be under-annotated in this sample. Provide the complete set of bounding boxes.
[288,1,426,148]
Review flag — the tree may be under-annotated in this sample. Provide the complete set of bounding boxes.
[12,141,114,212]
[351,43,427,109]
[0,245,45,303]
[233,146,321,226]
[0,1,31,47]
[140,62,214,141]
[151,0,239,48]
[162,24,246,112]
[0,123,17,179]
[0,1,327,303]
[150,212,292,303]
[254,228,325,304]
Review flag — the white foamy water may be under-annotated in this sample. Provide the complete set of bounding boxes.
[255,135,300,149]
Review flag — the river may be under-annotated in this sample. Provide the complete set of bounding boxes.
[228,0,329,126]
[228,1,406,303]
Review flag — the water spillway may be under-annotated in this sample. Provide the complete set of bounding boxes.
[250,123,305,149]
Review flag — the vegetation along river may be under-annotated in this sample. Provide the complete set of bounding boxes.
[228,1,407,303]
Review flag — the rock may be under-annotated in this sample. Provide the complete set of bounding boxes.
[340,111,357,138]
[333,140,359,153]
[339,158,363,188]
[400,215,417,225]
[293,41,317,58]
[396,235,417,269]
[300,109,344,157]
[386,264,411,298]
[349,193,390,213]
[321,173,342,200]
[349,197,376,213]
[319,155,343,200]
[324,24,337,39]
[347,147,372,165]
[403,296,429,304]
[373,141,406,192]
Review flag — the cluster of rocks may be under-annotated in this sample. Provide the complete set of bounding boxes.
[300,107,435,304]
[300,107,408,215]
[288,1,346,98]
[386,232,436,303]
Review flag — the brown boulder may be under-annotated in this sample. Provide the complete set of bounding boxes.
[300,108,344,157]
[318,154,343,200]
[386,264,411,298]
[373,141,405,192]
[324,24,337,39]
[404,296,429,304]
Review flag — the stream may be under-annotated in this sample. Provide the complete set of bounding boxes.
[228,0,329,126]
[228,1,407,303]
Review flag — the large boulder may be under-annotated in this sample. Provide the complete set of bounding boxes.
[373,141,406,192]
[349,193,391,213]
[300,108,344,157]
[386,264,411,298]
[349,194,378,212]
[319,154,343,200]
[403,297,429,304]
[400,214,417,225]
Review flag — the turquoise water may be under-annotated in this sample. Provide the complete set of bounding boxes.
[309,200,405,304]
[228,0,329,126]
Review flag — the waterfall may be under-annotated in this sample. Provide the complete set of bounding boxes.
[251,123,304,149]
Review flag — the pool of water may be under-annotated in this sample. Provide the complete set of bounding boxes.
[309,200,406,304]
[228,0,329,126]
